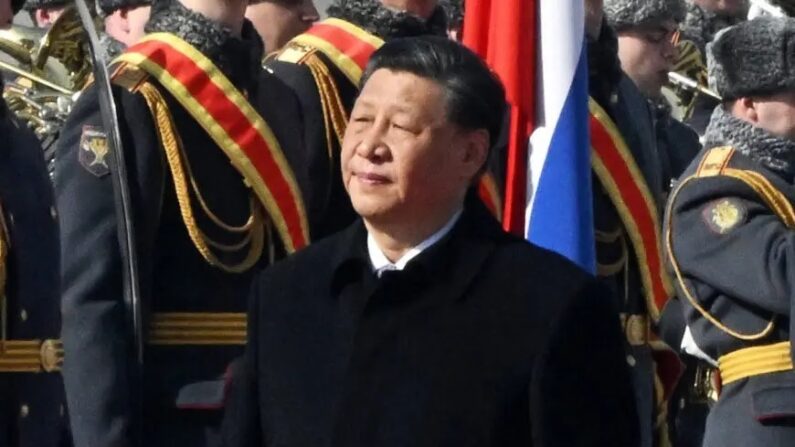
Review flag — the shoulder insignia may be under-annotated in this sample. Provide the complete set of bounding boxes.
[275,42,317,65]
[111,63,150,93]
[702,198,746,234]
[696,146,735,177]
[79,125,110,178]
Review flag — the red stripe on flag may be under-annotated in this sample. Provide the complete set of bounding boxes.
[463,0,536,235]
[130,41,308,249]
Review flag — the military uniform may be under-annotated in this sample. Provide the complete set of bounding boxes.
[265,0,448,239]
[589,12,680,446]
[0,82,66,445]
[56,2,306,446]
[665,17,795,447]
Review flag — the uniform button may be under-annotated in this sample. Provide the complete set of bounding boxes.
[7,213,13,226]
[50,206,57,220]
[19,309,27,322]
[19,404,29,418]
[626,355,637,367]
[679,398,686,410]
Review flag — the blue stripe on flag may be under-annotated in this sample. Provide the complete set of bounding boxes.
[527,48,594,273]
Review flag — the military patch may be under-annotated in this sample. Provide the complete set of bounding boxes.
[702,198,746,234]
[79,126,110,178]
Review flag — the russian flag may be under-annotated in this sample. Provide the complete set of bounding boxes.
[526,1,594,273]
[464,0,594,272]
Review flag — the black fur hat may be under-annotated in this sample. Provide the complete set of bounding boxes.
[604,0,686,30]
[22,0,68,11]
[97,0,151,15]
[708,16,795,100]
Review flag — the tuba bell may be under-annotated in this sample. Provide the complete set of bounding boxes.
[0,4,94,169]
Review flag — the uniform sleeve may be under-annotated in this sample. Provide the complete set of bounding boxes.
[531,280,639,447]
[668,175,795,316]
[55,84,162,447]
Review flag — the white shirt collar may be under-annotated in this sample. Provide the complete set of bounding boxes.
[367,209,463,277]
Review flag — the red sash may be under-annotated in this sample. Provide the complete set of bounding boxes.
[589,98,673,322]
[117,33,310,253]
[291,18,385,85]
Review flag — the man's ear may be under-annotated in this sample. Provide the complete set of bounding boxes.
[731,97,760,125]
[459,128,490,179]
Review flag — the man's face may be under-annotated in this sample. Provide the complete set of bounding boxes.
[0,0,12,29]
[342,69,485,227]
[125,5,151,45]
[245,0,318,53]
[33,6,65,27]
[753,91,795,141]
[617,20,678,97]
[380,0,438,19]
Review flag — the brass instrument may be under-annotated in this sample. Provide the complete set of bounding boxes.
[0,5,93,157]
[664,39,721,122]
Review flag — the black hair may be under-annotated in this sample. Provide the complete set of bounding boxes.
[360,36,506,150]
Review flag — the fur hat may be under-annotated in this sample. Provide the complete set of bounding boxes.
[708,16,795,100]
[22,0,68,11]
[604,0,686,30]
[97,0,152,15]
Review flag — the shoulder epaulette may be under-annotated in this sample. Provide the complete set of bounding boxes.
[696,146,735,177]
[109,63,151,93]
[274,42,318,65]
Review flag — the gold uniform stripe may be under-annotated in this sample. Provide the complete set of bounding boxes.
[0,339,63,373]
[147,312,247,346]
[719,342,794,385]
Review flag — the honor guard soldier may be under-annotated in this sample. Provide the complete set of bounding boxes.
[266,0,450,239]
[665,16,795,447]
[56,0,308,445]
[589,1,686,446]
[0,0,68,445]
[608,1,706,445]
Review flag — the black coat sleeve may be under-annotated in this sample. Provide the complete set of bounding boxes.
[55,84,162,447]
[221,275,265,446]
[531,280,639,447]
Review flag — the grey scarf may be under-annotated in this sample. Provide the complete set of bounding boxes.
[704,106,795,179]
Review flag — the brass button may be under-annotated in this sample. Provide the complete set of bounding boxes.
[19,309,27,322]
[626,355,637,367]
[19,404,29,418]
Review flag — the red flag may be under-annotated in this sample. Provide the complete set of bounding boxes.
[463,0,536,235]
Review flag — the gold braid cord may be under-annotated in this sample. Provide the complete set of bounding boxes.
[666,164,795,340]
[137,82,265,274]
[305,54,349,161]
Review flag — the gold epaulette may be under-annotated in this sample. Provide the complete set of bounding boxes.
[274,41,319,64]
[666,146,795,341]
[110,63,150,93]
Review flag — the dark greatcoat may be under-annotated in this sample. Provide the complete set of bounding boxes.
[0,95,67,447]
[222,198,640,447]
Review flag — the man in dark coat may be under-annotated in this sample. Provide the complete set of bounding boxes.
[0,1,67,446]
[56,0,307,445]
[665,16,795,447]
[223,36,639,447]
[265,0,448,239]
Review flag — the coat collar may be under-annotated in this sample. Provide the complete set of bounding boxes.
[329,194,507,304]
